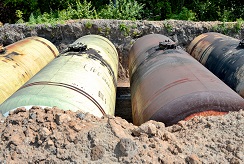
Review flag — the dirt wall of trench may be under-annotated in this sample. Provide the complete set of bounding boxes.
[1,19,244,85]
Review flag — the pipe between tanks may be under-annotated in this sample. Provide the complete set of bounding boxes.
[129,34,244,126]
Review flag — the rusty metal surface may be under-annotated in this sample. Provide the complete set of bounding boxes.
[187,32,244,97]
[0,37,58,104]
[129,34,244,126]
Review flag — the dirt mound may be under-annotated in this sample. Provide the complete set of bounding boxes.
[0,106,243,163]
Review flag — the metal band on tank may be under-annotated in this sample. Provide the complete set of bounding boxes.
[18,81,106,115]
[188,36,208,56]
[204,40,241,90]
[32,38,57,57]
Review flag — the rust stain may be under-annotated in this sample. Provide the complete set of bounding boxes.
[0,44,6,54]
[4,51,20,60]
[184,110,228,121]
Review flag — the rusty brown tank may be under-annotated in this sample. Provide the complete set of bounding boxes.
[129,34,244,126]
[187,32,244,97]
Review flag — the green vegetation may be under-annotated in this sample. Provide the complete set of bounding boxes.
[171,7,196,21]
[0,0,243,24]
[15,10,24,24]
[99,0,144,20]
[163,21,173,32]
[119,23,130,36]
[85,21,92,29]
[235,18,244,32]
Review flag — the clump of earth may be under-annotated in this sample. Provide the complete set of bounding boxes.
[0,106,243,163]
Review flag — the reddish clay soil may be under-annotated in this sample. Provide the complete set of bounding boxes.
[0,106,243,163]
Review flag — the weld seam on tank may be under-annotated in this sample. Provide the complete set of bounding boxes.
[18,81,106,115]
[32,38,57,57]
[188,36,209,56]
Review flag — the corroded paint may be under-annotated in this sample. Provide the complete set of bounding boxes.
[187,32,244,97]
[0,35,118,117]
[129,34,244,126]
[0,37,59,104]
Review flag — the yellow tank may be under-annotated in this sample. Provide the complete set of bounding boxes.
[0,37,59,104]
[0,35,118,117]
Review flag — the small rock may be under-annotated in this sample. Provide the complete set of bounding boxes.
[90,145,105,161]
[29,113,36,119]
[205,122,213,128]
[230,157,240,164]
[50,122,57,130]
[9,135,22,146]
[0,113,5,123]
[13,107,26,114]
[178,120,186,127]
[31,106,42,110]
[168,145,179,155]
[69,121,76,127]
[68,132,76,142]
[45,114,54,122]
[158,155,174,164]
[46,139,54,147]
[44,107,52,112]
[109,118,131,138]
[40,127,52,138]
[119,138,137,157]
[11,151,17,160]
[163,131,177,142]
[76,112,85,119]
[55,113,71,125]
[38,140,42,145]
[132,121,157,137]
[236,151,244,160]
[73,124,84,132]
[148,123,157,135]
[226,144,235,152]
[186,154,201,164]
[236,114,242,120]
[9,110,14,115]
[170,124,182,132]
[149,144,156,148]
[36,113,45,123]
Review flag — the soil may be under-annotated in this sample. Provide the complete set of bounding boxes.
[0,106,243,163]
